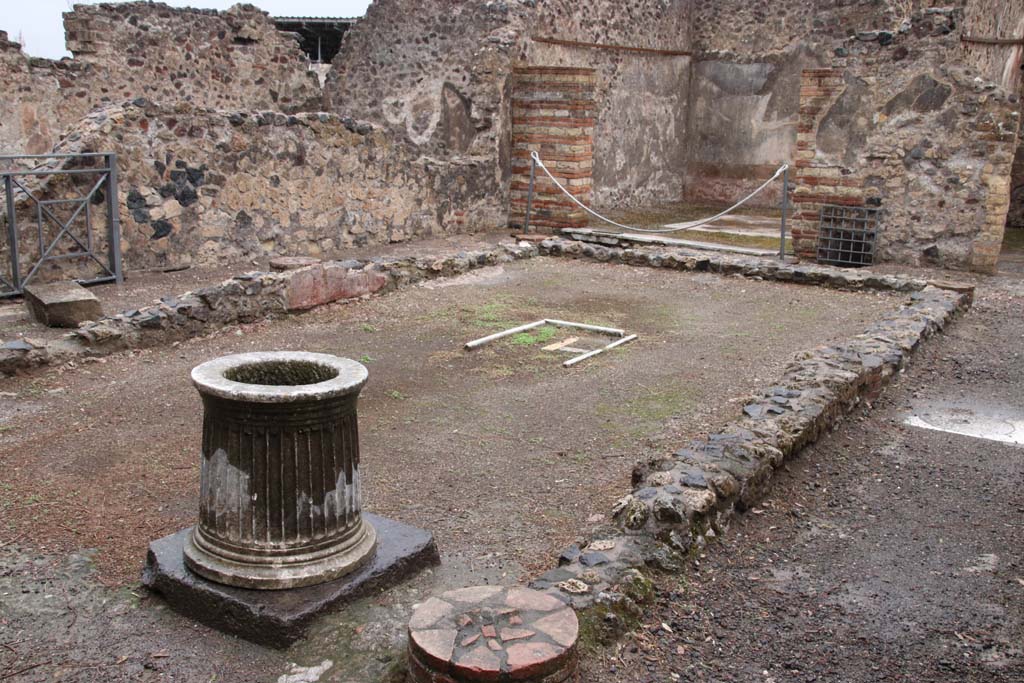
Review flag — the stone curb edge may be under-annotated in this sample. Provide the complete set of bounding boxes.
[0,241,540,376]
[525,237,972,642]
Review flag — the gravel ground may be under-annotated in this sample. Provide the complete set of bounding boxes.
[0,258,898,585]
[581,274,1024,682]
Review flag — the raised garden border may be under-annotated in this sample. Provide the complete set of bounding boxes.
[0,233,976,660]
[0,242,540,375]
[521,237,973,645]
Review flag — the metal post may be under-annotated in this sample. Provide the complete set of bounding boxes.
[105,153,123,284]
[779,165,789,261]
[524,154,536,234]
[4,174,20,290]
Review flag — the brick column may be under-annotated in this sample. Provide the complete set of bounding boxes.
[791,69,866,258]
[509,67,596,231]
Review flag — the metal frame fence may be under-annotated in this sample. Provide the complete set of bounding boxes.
[0,153,123,297]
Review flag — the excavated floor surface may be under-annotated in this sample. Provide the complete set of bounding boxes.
[0,257,900,682]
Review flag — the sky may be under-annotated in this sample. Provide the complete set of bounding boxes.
[2,0,372,59]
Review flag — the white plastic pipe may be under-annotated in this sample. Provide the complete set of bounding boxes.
[464,319,547,349]
[563,334,638,367]
[544,319,624,336]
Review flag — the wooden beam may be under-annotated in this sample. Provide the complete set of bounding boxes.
[961,35,1024,46]
[532,35,691,57]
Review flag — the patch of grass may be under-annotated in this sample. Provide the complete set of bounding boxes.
[360,323,377,333]
[624,387,696,422]
[388,390,406,400]
[680,231,792,251]
[596,385,698,446]
[359,354,374,364]
[508,325,558,346]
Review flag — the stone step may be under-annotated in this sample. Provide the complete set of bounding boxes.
[23,281,103,328]
[562,228,781,257]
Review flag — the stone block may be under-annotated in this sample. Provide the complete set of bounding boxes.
[24,281,102,328]
[284,263,389,311]
[142,514,440,648]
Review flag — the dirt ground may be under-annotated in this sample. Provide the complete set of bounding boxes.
[580,274,1024,682]
[0,256,903,682]
[0,258,900,583]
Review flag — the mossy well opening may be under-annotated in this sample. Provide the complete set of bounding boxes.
[224,360,339,386]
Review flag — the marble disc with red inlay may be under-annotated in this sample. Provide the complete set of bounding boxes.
[408,585,579,682]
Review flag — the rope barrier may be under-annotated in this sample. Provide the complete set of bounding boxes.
[529,151,788,234]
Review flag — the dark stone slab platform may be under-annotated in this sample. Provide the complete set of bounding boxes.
[142,514,439,648]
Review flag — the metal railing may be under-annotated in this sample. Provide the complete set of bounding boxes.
[0,153,123,297]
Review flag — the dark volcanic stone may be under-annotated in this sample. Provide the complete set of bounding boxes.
[151,220,173,239]
[558,544,581,566]
[142,513,440,648]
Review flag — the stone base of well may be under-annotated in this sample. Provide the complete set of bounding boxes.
[142,514,439,648]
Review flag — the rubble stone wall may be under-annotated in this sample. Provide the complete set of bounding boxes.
[692,3,1019,271]
[960,0,1024,229]
[961,0,1024,92]
[0,3,321,159]
[0,32,67,159]
[325,0,691,212]
[788,10,1019,273]
[525,1,692,207]
[684,1,948,208]
[3,102,500,277]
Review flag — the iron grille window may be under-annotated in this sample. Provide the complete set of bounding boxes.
[816,204,879,267]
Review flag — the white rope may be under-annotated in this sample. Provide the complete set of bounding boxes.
[529,151,788,234]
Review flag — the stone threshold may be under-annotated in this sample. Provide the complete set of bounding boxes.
[563,227,780,257]
[0,241,540,375]
[517,238,972,644]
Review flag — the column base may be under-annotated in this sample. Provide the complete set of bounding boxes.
[183,518,377,590]
[142,513,440,648]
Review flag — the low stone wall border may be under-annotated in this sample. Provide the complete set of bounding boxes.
[0,242,540,375]
[523,237,972,646]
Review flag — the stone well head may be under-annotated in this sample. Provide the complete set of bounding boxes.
[184,351,377,590]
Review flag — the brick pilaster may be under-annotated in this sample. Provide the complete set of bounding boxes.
[509,67,596,231]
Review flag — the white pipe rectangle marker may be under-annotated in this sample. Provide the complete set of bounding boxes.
[563,334,638,368]
[464,319,547,349]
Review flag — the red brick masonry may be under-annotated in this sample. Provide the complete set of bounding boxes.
[509,67,597,232]
[408,585,579,682]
